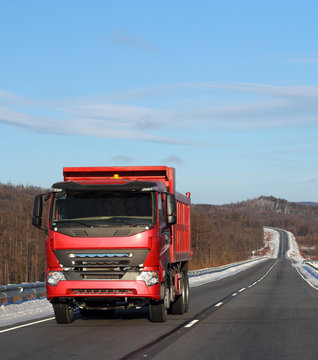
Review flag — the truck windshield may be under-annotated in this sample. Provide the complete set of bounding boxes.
[50,191,154,227]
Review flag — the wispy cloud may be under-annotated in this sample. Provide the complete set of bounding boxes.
[306,178,318,184]
[110,155,133,163]
[161,156,184,165]
[108,29,155,52]
[1,82,318,145]
[285,58,318,64]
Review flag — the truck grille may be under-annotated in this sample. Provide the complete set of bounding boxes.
[71,253,131,280]
[54,249,149,281]
[70,289,136,295]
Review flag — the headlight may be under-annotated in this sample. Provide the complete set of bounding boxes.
[137,271,159,286]
[47,271,66,286]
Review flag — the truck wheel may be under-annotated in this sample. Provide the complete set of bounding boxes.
[149,301,167,322]
[53,303,74,324]
[170,270,188,315]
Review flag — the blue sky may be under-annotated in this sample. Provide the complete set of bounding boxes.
[1,0,318,204]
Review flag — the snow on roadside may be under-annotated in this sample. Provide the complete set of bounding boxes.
[264,227,280,258]
[190,226,279,287]
[189,257,269,287]
[285,230,318,289]
[286,230,304,262]
[0,299,54,327]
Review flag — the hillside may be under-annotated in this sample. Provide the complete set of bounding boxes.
[225,196,318,259]
[190,204,264,269]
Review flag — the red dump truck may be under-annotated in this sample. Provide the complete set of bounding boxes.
[32,166,191,323]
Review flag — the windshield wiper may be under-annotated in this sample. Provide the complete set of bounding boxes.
[98,218,138,227]
[54,220,91,227]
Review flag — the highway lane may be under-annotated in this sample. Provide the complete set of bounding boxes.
[136,230,318,360]
[1,230,302,360]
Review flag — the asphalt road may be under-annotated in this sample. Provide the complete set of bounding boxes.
[2,229,318,360]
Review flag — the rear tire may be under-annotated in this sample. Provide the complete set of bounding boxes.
[170,270,189,315]
[53,303,74,324]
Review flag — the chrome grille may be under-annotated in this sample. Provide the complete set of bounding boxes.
[54,249,149,281]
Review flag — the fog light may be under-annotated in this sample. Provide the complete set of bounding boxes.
[47,271,66,286]
[137,271,159,286]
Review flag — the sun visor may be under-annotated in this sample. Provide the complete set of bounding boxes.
[51,180,158,192]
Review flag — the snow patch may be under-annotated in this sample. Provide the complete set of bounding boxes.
[284,229,318,289]
[264,227,280,258]
[189,257,269,287]
[0,299,53,327]
[286,230,304,262]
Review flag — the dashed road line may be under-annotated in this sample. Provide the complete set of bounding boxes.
[0,317,55,334]
[184,320,199,328]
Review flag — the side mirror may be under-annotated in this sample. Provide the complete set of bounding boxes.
[167,193,177,225]
[32,195,43,228]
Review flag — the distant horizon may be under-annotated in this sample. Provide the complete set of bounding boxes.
[1,179,317,207]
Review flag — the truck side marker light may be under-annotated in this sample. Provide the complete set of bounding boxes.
[184,320,199,328]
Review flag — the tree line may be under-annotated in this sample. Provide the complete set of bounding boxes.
[2,184,317,284]
[0,183,48,284]
[190,204,264,269]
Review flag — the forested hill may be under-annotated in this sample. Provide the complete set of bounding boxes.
[191,196,318,268]
[1,183,317,284]
[225,196,318,259]
[230,196,318,219]
[190,204,264,269]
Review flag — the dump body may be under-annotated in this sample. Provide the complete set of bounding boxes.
[33,166,191,323]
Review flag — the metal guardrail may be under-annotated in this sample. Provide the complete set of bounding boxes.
[0,282,46,305]
[188,257,266,278]
[304,260,318,271]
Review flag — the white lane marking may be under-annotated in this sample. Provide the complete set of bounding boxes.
[184,319,199,328]
[238,287,246,292]
[215,302,223,307]
[0,317,55,334]
[232,293,238,296]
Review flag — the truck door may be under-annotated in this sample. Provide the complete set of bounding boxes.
[158,193,171,276]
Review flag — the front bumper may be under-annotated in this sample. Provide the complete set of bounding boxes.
[46,280,162,301]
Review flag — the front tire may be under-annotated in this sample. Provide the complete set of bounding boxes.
[149,301,167,322]
[149,282,169,322]
[53,303,74,324]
